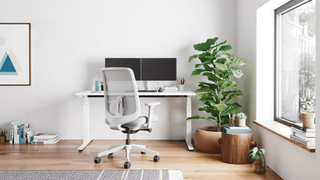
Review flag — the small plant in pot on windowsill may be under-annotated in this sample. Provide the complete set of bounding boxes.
[236,112,247,127]
[0,128,8,144]
[186,37,246,153]
[300,95,315,128]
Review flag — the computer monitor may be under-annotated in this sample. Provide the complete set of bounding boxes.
[141,58,176,81]
[105,58,177,81]
[105,58,141,80]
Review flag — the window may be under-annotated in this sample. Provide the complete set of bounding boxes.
[275,0,316,124]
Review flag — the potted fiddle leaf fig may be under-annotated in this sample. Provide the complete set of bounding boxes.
[186,37,246,153]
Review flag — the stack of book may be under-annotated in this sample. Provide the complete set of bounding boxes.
[9,121,32,144]
[164,86,178,92]
[222,126,252,133]
[290,123,315,147]
[32,133,60,144]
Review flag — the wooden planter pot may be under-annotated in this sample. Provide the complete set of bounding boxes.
[0,136,6,144]
[194,126,221,154]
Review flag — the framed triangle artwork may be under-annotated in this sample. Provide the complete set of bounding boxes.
[0,23,31,86]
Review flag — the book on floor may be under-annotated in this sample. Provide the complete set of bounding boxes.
[33,136,60,143]
[34,133,59,140]
[32,138,60,144]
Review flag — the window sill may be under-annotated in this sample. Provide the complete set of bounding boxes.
[254,120,315,153]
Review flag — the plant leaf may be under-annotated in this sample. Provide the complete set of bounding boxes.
[195,86,215,93]
[219,45,232,51]
[199,82,218,90]
[222,90,242,97]
[189,54,199,62]
[195,64,203,68]
[200,98,217,105]
[186,115,218,125]
[216,58,227,64]
[247,147,260,162]
[221,115,230,125]
[225,93,243,103]
[199,106,218,116]
[229,57,247,67]
[203,64,212,71]
[231,67,243,78]
[213,92,224,100]
[194,43,209,51]
[213,104,227,112]
[214,62,227,71]
[209,40,227,51]
[192,69,207,76]
[206,37,218,47]
[203,72,223,81]
[197,93,213,99]
[221,103,241,115]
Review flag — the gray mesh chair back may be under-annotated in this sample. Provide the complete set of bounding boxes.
[101,68,141,130]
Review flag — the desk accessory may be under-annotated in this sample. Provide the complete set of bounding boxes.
[177,77,185,91]
[94,75,100,91]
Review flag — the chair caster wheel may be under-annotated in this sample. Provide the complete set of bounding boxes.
[78,150,82,152]
[141,151,146,154]
[94,157,101,164]
[108,153,113,155]
[153,155,160,162]
[124,161,131,169]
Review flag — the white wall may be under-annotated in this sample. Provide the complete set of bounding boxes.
[237,0,320,179]
[0,0,237,140]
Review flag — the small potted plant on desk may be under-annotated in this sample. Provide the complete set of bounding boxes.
[247,147,266,174]
[236,112,247,127]
[300,96,315,128]
[0,128,8,143]
[186,37,247,153]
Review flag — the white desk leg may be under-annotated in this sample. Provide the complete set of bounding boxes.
[78,96,92,151]
[185,96,194,151]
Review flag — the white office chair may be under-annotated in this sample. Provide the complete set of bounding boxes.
[94,67,161,169]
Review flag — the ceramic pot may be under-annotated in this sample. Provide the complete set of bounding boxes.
[301,113,315,128]
[194,126,221,154]
[0,136,6,143]
[237,119,246,127]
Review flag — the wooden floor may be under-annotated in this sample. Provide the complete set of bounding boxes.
[0,140,282,180]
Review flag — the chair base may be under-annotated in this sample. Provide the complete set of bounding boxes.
[94,134,160,168]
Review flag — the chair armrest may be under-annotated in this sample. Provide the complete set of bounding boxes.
[145,102,161,107]
[144,102,161,129]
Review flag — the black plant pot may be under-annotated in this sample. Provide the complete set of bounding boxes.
[101,85,104,91]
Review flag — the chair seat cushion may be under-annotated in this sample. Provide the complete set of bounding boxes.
[121,116,148,130]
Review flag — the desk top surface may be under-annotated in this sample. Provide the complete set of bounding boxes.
[76,90,196,97]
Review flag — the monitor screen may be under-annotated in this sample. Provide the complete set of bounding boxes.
[105,58,141,80]
[142,58,176,81]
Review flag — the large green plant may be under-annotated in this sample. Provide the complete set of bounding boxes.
[186,37,246,131]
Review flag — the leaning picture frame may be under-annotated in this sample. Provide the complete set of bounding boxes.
[0,23,31,86]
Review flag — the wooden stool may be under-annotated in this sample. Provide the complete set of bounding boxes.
[218,132,257,164]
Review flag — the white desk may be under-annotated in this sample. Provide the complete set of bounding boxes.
[75,90,196,151]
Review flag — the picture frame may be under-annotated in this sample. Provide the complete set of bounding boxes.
[0,23,31,86]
